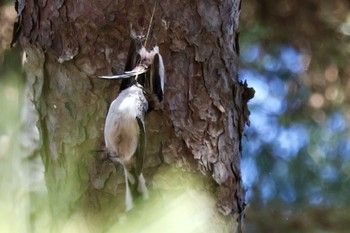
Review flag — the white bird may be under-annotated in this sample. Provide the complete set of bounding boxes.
[104,82,149,211]
[101,38,165,211]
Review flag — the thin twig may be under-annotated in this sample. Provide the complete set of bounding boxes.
[144,0,158,49]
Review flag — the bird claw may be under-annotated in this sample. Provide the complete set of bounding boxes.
[137,173,149,200]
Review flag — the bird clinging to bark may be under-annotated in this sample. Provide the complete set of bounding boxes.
[99,36,164,211]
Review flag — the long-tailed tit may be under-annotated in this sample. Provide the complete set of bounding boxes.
[99,38,164,210]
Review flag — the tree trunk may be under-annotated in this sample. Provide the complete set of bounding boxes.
[16,0,252,232]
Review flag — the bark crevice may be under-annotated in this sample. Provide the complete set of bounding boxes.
[16,0,249,231]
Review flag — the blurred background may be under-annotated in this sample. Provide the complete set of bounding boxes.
[240,0,350,232]
[0,1,29,233]
[1,0,350,232]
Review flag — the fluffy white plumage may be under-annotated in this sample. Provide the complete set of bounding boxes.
[104,84,147,159]
[102,41,164,211]
[104,83,148,211]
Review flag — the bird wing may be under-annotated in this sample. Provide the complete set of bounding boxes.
[98,74,134,79]
[120,38,143,91]
[98,64,148,79]
[141,52,164,103]
[134,116,146,176]
[125,65,148,76]
[150,53,165,102]
[98,37,165,103]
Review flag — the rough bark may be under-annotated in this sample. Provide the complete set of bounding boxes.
[16,0,252,232]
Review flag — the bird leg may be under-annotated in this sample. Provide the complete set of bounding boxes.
[123,166,134,211]
[137,172,149,200]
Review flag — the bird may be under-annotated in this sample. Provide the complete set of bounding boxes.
[100,37,164,211]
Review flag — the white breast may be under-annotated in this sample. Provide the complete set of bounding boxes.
[104,85,148,164]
